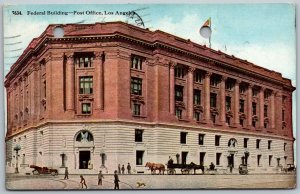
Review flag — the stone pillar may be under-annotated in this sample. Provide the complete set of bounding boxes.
[259,87,265,129]
[233,79,241,126]
[65,54,74,111]
[270,91,275,130]
[219,76,227,125]
[187,67,195,120]
[94,52,104,110]
[247,84,253,128]
[169,63,175,115]
[275,91,283,133]
[204,72,212,122]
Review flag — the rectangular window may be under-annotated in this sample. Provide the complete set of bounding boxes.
[175,85,184,101]
[284,143,287,151]
[136,151,144,165]
[269,155,273,166]
[211,114,216,124]
[215,135,221,146]
[175,108,182,119]
[252,120,256,127]
[131,55,143,70]
[194,111,200,121]
[253,89,258,97]
[75,55,93,68]
[133,103,141,116]
[180,132,187,144]
[210,93,217,108]
[82,103,91,114]
[239,86,246,94]
[257,155,262,166]
[199,152,205,166]
[225,96,231,111]
[252,102,257,115]
[268,140,272,150]
[216,153,222,165]
[131,77,142,95]
[225,80,234,90]
[194,71,203,83]
[210,77,218,87]
[135,129,143,142]
[226,117,231,125]
[79,76,93,94]
[239,99,245,113]
[193,89,201,105]
[199,134,205,145]
[264,90,271,99]
[256,139,261,149]
[264,105,268,117]
[175,66,185,78]
[240,119,244,127]
[244,138,248,148]
[181,152,188,165]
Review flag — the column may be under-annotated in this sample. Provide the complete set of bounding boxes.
[169,63,175,114]
[247,84,253,128]
[259,87,265,129]
[270,91,275,130]
[233,79,241,126]
[94,52,103,110]
[219,76,226,124]
[66,54,74,111]
[275,91,282,133]
[187,67,195,120]
[204,72,212,122]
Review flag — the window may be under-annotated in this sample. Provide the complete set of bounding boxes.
[216,153,222,165]
[225,80,234,90]
[244,138,248,148]
[133,103,141,116]
[193,89,201,105]
[210,77,218,87]
[211,114,216,124]
[256,139,261,149]
[215,135,221,146]
[264,122,268,129]
[180,132,187,144]
[175,108,182,119]
[181,152,188,165]
[239,86,246,94]
[264,105,268,117]
[225,96,231,111]
[131,77,142,95]
[282,110,285,121]
[253,89,258,97]
[210,93,217,108]
[264,90,271,99]
[82,103,91,114]
[268,140,272,150]
[194,111,200,121]
[226,117,231,125]
[240,119,244,127]
[175,66,185,78]
[257,155,262,166]
[252,120,256,127]
[269,155,273,166]
[194,71,203,83]
[175,85,184,101]
[136,151,144,165]
[79,76,93,94]
[131,55,143,70]
[199,134,205,145]
[135,129,143,142]
[284,143,287,151]
[200,152,206,165]
[252,102,257,115]
[75,55,93,68]
[239,99,245,113]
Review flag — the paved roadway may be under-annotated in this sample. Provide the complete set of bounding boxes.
[6,173,296,190]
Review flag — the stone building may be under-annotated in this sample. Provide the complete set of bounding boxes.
[5,22,295,174]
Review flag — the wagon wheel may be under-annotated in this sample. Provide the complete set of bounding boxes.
[51,171,56,176]
[33,170,39,175]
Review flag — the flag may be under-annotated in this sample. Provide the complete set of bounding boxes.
[202,17,211,27]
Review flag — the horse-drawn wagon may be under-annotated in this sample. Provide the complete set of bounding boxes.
[30,165,58,176]
[167,162,205,175]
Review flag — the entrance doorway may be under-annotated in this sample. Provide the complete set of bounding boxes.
[182,152,188,165]
[79,151,90,169]
[228,154,234,168]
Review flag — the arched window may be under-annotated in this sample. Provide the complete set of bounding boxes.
[76,131,94,142]
[228,138,237,147]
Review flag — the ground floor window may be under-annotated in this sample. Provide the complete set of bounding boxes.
[200,152,205,166]
[216,153,222,165]
[269,155,273,166]
[136,151,144,165]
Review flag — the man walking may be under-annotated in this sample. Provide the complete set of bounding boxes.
[80,175,87,189]
[127,163,131,174]
[64,167,69,180]
[114,170,120,190]
[121,165,125,174]
[98,170,104,185]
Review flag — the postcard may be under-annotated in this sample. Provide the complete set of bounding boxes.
[3,4,296,190]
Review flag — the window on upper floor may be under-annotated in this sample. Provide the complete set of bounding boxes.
[82,103,91,114]
[199,134,205,145]
[284,143,287,151]
[225,80,234,90]
[215,135,221,146]
[226,96,231,111]
[264,90,271,100]
[252,102,257,115]
[252,88,258,97]
[79,76,93,94]
[264,105,268,117]
[131,55,143,70]
[256,139,261,149]
[210,77,219,87]
[175,108,182,119]
[239,86,246,94]
[194,111,201,121]
[268,140,272,150]
[210,93,217,108]
[175,65,185,78]
[194,71,203,83]
[131,77,142,95]
[175,85,184,101]
[75,55,93,68]
[135,129,143,142]
[244,138,249,148]
[132,103,141,116]
[239,99,245,113]
[193,89,201,105]
[180,132,187,144]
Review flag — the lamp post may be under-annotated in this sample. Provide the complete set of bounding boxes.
[14,144,21,173]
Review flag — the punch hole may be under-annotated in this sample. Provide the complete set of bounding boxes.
[53,26,64,38]
[200,26,212,39]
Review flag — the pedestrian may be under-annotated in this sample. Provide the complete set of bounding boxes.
[127,163,131,174]
[64,167,69,180]
[98,170,104,185]
[80,175,87,189]
[121,164,125,174]
[114,170,120,190]
[118,164,121,174]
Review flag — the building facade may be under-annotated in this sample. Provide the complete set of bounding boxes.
[5,22,295,174]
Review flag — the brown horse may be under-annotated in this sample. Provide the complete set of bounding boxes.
[145,162,165,175]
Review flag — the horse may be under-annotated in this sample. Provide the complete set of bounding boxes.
[145,162,165,175]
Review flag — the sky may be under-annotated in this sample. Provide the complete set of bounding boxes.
[3,4,296,138]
